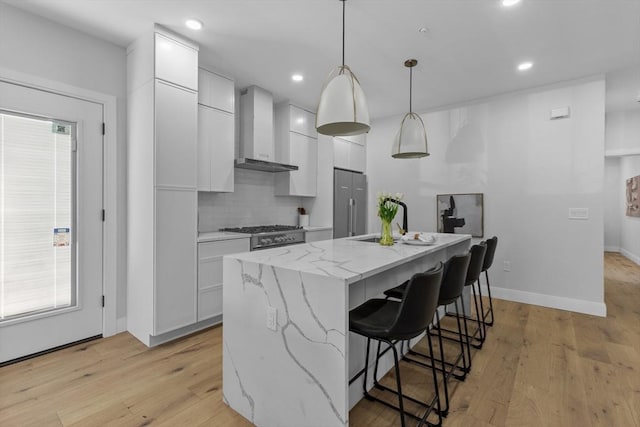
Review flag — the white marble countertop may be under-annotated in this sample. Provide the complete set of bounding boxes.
[197,231,250,243]
[225,232,471,285]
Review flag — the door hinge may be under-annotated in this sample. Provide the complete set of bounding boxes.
[102,209,106,222]
[102,123,106,135]
[101,295,105,307]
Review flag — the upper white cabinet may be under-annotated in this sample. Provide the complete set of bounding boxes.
[198,68,234,113]
[127,26,199,346]
[155,33,198,91]
[155,80,198,188]
[198,105,234,192]
[197,68,235,192]
[288,105,316,138]
[274,103,318,197]
[334,134,366,173]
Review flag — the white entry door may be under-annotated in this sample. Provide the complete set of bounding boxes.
[0,81,103,364]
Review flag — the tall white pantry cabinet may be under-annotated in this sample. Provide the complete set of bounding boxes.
[126,26,199,346]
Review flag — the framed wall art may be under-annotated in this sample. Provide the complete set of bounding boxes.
[626,175,639,217]
[437,193,484,237]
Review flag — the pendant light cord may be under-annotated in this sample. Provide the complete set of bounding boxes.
[409,66,413,113]
[342,0,345,67]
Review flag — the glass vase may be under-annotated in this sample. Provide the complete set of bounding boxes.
[379,219,394,246]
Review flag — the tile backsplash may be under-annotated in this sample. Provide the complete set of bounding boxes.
[198,168,302,232]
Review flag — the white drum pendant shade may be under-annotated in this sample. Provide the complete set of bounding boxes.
[391,112,429,159]
[316,66,370,136]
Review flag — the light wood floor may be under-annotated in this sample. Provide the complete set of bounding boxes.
[1,253,638,426]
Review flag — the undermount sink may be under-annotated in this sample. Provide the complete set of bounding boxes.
[356,236,399,243]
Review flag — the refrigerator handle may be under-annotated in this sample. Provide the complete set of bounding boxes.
[352,199,357,236]
[348,198,354,236]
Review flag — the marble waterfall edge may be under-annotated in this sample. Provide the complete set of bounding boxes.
[223,257,348,427]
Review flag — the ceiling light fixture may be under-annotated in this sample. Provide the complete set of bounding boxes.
[518,61,533,71]
[502,0,521,7]
[316,0,370,136]
[185,19,203,30]
[391,59,429,159]
[291,74,304,82]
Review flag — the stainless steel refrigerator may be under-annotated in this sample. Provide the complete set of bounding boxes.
[333,169,367,238]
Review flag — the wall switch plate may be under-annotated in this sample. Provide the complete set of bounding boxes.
[266,306,277,331]
[503,261,511,272]
[568,208,589,220]
[550,106,570,119]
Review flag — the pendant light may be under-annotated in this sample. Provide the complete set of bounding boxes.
[316,0,370,137]
[391,59,429,159]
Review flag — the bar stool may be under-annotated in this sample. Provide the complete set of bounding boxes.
[384,253,472,417]
[438,243,487,350]
[480,236,498,327]
[349,265,444,427]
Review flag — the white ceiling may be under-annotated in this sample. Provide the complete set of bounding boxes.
[5,0,640,118]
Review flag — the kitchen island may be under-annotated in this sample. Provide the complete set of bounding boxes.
[222,233,471,427]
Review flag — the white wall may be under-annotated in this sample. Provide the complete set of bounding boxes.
[606,110,640,153]
[620,156,640,264]
[604,157,621,251]
[366,78,606,316]
[0,3,128,325]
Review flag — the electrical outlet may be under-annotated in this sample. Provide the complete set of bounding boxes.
[503,261,511,272]
[266,306,277,331]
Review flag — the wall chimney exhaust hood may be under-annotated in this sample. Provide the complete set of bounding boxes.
[237,86,298,173]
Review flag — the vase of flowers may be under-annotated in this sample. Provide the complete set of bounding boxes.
[377,192,403,246]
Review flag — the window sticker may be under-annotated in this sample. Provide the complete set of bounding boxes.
[53,228,70,247]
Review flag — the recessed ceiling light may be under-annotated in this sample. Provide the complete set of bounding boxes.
[291,74,304,82]
[502,0,521,6]
[185,19,203,30]
[517,61,533,71]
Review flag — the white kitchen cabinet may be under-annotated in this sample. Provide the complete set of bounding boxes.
[127,26,200,346]
[155,189,197,334]
[334,134,366,173]
[197,238,249,322]
[305,229,333,243]
[198,68,234,113]
[155,33,198,91]
[274,103,318,197]
[198,105,234,192]
[155,80,198,188]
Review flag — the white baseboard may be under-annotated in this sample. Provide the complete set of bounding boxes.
[620,248,640,265]
[604,246,620,253]
[479,284,606,317]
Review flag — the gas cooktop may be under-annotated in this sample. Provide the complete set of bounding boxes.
[220,225,303,234]
[220,225,305,250]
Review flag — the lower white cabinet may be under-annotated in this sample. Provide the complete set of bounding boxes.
[197,238,250,321]
[305,229,333,243]
[155,189,197,334]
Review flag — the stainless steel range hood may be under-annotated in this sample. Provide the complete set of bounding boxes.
[234,158,298,172]
[237,86,298,173]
